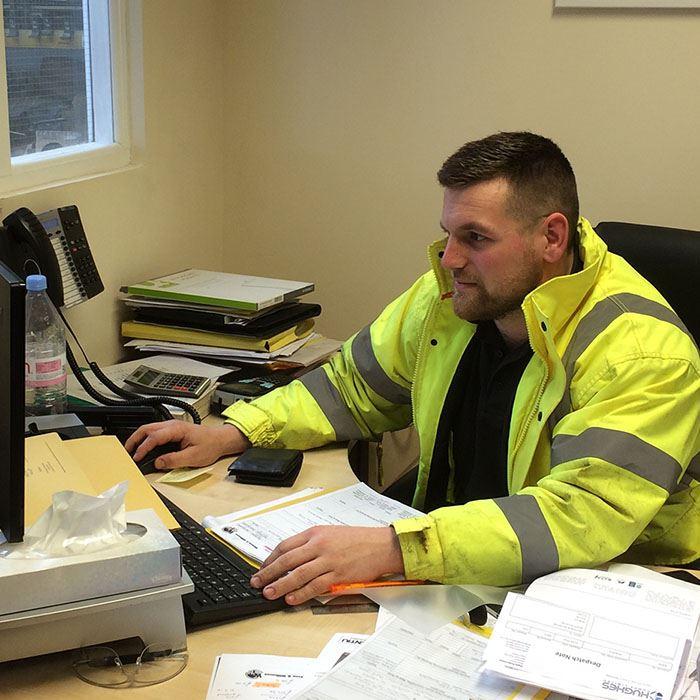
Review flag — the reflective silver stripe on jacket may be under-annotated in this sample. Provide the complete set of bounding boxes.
[551,427,682,492]
[351,326,411,405]
[675,452,700,492]
[299,367,364,441]
[550,293,693,429]
[688,452,700,481]
[494,494,559,583]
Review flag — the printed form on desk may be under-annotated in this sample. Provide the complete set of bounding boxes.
[482,565,700,700]
[296,611,540,700]
[209,483,422,564]
[206,633,369,699]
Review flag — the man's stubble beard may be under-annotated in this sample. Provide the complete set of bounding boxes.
[451,264,543,323]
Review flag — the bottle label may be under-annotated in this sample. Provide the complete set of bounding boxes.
[26,354,67,388]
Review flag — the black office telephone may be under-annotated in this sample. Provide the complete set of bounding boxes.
[0,205,201,426]
[0,205,103,309]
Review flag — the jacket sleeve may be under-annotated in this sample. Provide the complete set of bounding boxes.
[221,272,437,449]
[393,350,700,585]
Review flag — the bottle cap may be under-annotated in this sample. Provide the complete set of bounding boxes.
[26,274,47,292]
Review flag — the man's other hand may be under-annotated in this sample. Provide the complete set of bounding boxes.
[249,526,405,605]
[124,420,250,470]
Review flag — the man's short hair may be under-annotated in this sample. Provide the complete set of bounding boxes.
[437,132,580,250]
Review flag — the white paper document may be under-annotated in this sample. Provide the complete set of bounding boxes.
[360,581,516,635]
[296,614,536,700]
[315,633,369,669]
[206,654,323,699]
[205,633,369,700]
[482,566,700,700]
[210,483,422,564]
[125,335,342,367]
[201,487,324,530]
[125,334,316,360]
[676,632,700,700]
[609,565,700,700]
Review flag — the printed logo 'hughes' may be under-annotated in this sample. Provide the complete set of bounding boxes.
[601,681,662,700]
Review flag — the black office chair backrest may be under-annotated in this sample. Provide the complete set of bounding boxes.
[595,221,700,345]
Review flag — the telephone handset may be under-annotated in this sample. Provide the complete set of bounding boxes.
[1,207,64,307]
[1,205,103,309]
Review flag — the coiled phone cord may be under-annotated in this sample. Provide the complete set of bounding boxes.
[58,308,202,424]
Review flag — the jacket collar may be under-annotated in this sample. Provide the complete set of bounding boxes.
[523,217,606,335]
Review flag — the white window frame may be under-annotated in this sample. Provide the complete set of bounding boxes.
[0,0,138,196]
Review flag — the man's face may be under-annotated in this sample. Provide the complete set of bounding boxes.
[440,179,545,323]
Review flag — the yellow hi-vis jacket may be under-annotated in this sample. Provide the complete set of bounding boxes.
[223,219,700,585]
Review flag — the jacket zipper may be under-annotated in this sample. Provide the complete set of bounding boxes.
[512,318,549,459]
[411,297,439,431]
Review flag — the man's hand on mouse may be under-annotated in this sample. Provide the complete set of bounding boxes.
[125,421,250,470]
[250,525,405,605]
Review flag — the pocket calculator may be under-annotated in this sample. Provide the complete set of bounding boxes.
[123,365,212,398]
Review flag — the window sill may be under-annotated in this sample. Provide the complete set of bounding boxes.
[0,142,139,198]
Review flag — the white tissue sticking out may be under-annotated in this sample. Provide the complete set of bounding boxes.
[4,481,139,559]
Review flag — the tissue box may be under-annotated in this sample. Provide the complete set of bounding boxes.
[0,509,181,616]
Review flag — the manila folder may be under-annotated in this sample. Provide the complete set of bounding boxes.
[25,433,177,529]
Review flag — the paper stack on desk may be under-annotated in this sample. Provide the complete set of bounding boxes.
[120,269,341,385]
[124,335,343,369]
[482,565,700,700]
[120,269,321,356]
[298,612,537,700]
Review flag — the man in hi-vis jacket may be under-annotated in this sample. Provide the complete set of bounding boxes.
[127,132,700,605]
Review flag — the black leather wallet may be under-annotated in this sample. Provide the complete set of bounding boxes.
[228,447,303,487]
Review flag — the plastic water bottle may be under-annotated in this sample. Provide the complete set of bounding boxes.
[25,274,67,415]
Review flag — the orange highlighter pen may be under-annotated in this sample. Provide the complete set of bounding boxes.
[330,580,425,594]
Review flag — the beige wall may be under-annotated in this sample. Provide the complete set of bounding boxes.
[222,0,700,341]
[3,1,698,363]
[0,1,226,364]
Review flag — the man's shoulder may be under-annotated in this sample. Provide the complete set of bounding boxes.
[580,253,698,366]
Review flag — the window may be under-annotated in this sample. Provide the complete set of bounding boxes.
[0,0,135,194]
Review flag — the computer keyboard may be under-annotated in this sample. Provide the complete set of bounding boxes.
[157,492,287,627]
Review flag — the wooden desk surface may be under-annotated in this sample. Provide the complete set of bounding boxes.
[1,441,376,698]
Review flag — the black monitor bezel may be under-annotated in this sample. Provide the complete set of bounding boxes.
[0,259,25,542]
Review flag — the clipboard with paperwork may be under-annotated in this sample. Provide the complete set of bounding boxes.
[207,483,422,565]
[25,433,177,529]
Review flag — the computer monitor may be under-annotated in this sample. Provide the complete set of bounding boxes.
[0,260,25,542]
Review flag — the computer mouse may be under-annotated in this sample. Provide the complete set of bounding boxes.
[134,441,183,475]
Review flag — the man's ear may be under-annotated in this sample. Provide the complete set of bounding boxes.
[541,212,569,264]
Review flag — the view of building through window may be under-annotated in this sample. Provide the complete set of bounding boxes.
[3,0,95,157]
